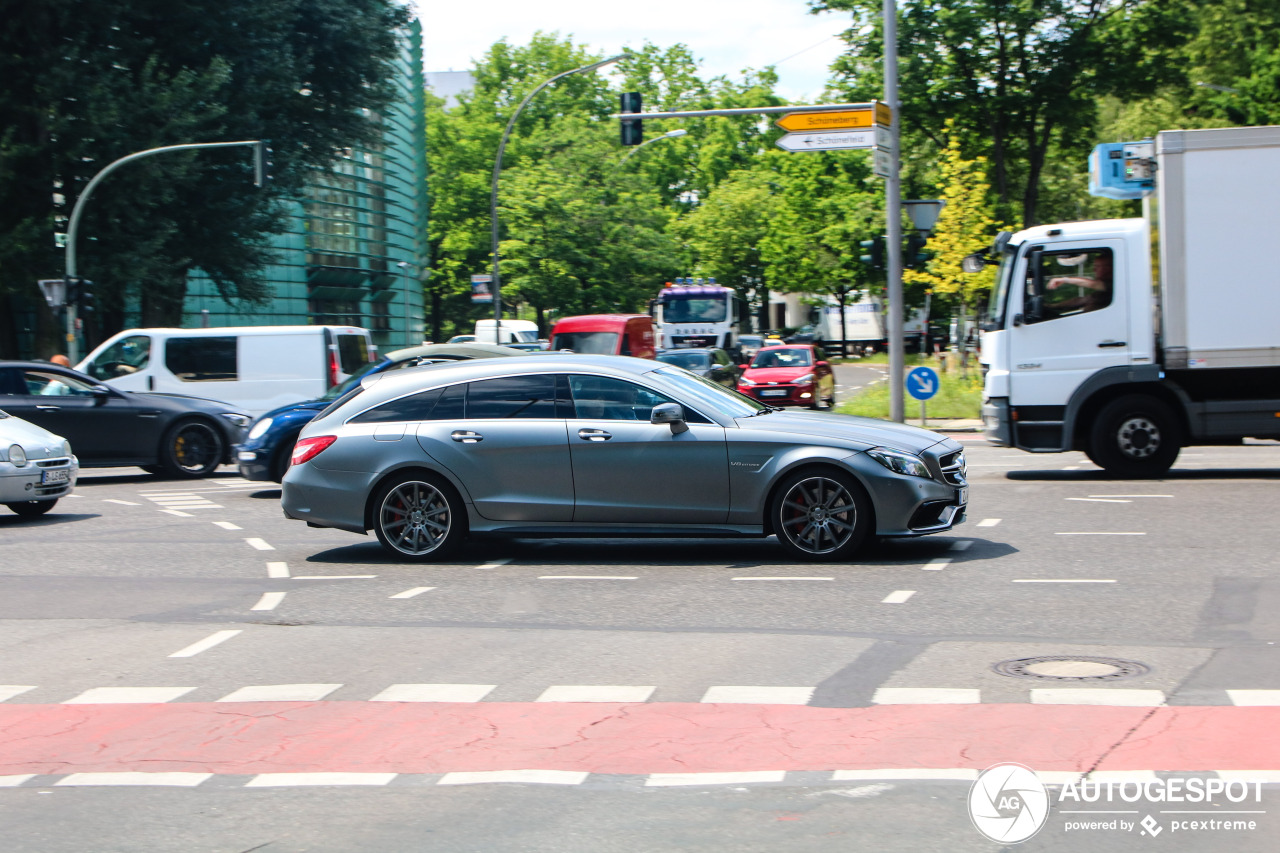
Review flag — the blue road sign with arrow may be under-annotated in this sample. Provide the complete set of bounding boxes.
[906,366,939,401]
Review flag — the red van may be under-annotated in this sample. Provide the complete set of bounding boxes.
[548,314,656,359]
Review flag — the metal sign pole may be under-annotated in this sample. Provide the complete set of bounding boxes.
[884,0,904,423]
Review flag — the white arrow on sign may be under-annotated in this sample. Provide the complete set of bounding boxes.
[913,375,935,395]
[775,126,892,153]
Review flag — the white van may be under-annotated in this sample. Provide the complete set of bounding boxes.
[77,326,376,417]
[474,319,539,345]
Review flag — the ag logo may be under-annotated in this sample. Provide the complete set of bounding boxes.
[968,763,1050,844]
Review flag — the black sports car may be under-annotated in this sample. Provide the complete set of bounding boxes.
[0,361,249,477]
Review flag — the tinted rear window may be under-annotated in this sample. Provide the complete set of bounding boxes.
[166,337,237,381]
[350,388,444,424]
[336,335,370,374]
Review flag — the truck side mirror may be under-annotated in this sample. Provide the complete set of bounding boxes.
[961,253,987,273]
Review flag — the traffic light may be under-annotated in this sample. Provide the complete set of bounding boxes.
[620,92,643,146]
[904,233,929,268]
[77,279,95,314]
[859,236,885,269]
[254,141,272,187]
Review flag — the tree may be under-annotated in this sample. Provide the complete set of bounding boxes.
[903,124,1004,365]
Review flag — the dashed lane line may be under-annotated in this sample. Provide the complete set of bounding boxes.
[1055,532,1146,536]
[63,687,195,704]
[834,769,977,781]
[101,499,140,506]
[646,771,786,787]
[1013,579,1116,584]
[292,574,377,580]
[950,540,973,551]
[369,684,495,702]
[733,576,834,581]
[1067,497,1131,503]
[881,590,916,604]
[1031,689,1165,706]
[872,688,981,705]
[976,518,1001,527]
[247,773,395,788]
[700,686,814,705]
[476,559,512,570]
[216,684,341,702]
[0,686,34,702]
[213,521,242,530]
[536,686,656,703]
[1089,494,1174,499]
[922,558,951,571]
[160,510,194,517]
[538,575,637,580]
[245,538,275,551]
[438,770,587,786]
[267,561,290,578]
[251,592,287,611]
[168,630,242,659]
[389,587,435,599]
[57,773,212,787]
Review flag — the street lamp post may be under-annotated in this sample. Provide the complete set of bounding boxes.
[620,128,687,162]
[489,54,625,342]
[884,0,904,422]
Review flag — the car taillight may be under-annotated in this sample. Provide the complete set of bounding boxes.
[291,435,337,466]
[328,351,340,387]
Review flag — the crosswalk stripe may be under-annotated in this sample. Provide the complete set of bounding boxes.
[217,684,341,702]
[536,686,655,703]
[1227,690,1280,706]
[63,687,194,704]
[646,770,786,786]
[872,688,981,705]
[369,684,495,703]
[0,686,35,702]
[56,772,211,787]
[1030,689,1165,706]
[832,768,979,781]
[246,773,396,787]
[701,686,814,705]
[438,770,587,786]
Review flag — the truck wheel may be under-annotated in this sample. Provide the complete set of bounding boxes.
[1088,395,1181,478]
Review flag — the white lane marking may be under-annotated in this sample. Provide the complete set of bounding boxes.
[161,510,194,517]
[700,686,814,705]
[833,769,979,782]
[949,540,973,551]
[538,575,637,580]
[213,521,242,530]
[153,503,223,509]
[217,684,341,702]
[246,773,396,788]
[1227,690,1280,706]
[881,590,916,604]
[63,687,195,704]
[476,558,512,570]
[0,775,35,786]
[646,771,786,787]
[292,575,377,580]
[1217,770,1280,783]
[438,770,588,786]
[65,494,83,498]
[251,592,287,611]
[872,688,980,705]
[732,576,834,581]
[1030,689,1165,706]
[1088,770,1160,783]
[245,537,275,550]
[922,558,951,571]
[977,518,1001,527]
[1013,579,1116,584]
[56,773,212,787]
[0,686,35,702]
[267,561,290,578]
[1055,532,1146,536]
[369,684,495,703]
[1089,494,1174,499]
[390,587,435,599]
[536,686,655,703]
[168,630,242,658]
[1066,498,1131,503]
[102,499,140,506]
[1037,771,1089,785]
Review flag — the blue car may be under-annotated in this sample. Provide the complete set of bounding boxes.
[235,343,526,481]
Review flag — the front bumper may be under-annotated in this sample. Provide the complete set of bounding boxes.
[0,455,78,503]
[235,444,274,481]
[982,397,1012,446]
[738,384,816,406]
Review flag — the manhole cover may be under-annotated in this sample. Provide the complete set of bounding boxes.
[992,655,1150,682]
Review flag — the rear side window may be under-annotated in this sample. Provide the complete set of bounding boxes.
[166,336,237,381]
[336,334,370,374]
[350,388,444,424]
[465,375,563,419]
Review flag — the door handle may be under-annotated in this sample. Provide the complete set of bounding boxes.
[577,428,612,442]
[36,405,59,411]
[450,430,483,443]
[1097,340,1127,348]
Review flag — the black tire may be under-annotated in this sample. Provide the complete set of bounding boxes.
[160,419,225,478]
[1087,395,1181,478]
[770,468,873,562]
[6,499,56,517]
[270,433,301,482]
[371,472,466,561]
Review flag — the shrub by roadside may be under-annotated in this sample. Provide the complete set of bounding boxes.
[835,356,983,419]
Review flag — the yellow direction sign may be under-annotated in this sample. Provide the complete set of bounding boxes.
[775,104,893,132]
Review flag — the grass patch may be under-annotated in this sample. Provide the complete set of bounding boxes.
[836,355,984,419]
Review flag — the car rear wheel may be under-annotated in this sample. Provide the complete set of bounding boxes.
[270,432,301,482]
[372,473,465,561]
[771,468,872,561]
[160,419,225,478]
[6,499,57,517]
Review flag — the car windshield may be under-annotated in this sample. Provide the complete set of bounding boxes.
[552,331,619,355]
[319,358,387,401]
[657,352,711,370]
[739,336,763,347]
[750,348,812,369]
[651,366,766,418]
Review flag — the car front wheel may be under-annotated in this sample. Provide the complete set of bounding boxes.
[6,499,57,517]
[770,468,872,561]
[160,419,225,478]
[371,473,465,561]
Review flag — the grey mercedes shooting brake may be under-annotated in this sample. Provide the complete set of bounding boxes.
[281,354,967,562]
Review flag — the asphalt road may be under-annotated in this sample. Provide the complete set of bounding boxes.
[2,437,1280,852]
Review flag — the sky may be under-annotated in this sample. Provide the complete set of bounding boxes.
[415,0,855,103]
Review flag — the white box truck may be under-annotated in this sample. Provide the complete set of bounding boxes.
[973,125,1280,476]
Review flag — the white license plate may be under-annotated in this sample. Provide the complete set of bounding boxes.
[760,389,788,397]
[956,487,968,505]
[41,469,70,485]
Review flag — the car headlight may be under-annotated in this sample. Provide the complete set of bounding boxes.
[794,373,815,385]
[866,447,931,479]
[738,376,757,386]
[246,417,274,440]
[62,440,73,457]
[221,413,251,429]
[7,444,27,467]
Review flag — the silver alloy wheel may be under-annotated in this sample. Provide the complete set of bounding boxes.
[379,480,451,556]
[1116,416,1160,459]
[778,475,858,555]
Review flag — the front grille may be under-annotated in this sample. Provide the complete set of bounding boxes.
[34,484,70,497]
[938,450,966,485]
[35,457,72,468]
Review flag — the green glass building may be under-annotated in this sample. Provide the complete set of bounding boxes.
[171,20,426,350]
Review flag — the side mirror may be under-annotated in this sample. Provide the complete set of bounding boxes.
[90,386,111,405]
[738,364,749,371]
[815,360,829,368]
[650,402,688,435]
[961,253,987,273]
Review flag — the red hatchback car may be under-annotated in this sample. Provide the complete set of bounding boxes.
[736,344,836,409]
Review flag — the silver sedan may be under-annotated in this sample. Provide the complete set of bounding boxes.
[1,409,78,517]
[281,355,967,562]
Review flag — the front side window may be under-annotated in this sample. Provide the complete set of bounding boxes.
[568,374,712,423]
[466,375,563,419]
[166,336,237,381]
[23,370,98,397]
[1024,248,1114,323]
[86,334,151,380]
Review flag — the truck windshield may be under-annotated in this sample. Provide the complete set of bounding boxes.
[987,247,1018,328]
[659,294,728,323]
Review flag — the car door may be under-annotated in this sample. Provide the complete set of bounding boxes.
[565,374,729,524]
[414,375,574,522]
[1,368,158,462]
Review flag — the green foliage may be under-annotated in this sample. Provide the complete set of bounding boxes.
[837,357,984,419]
